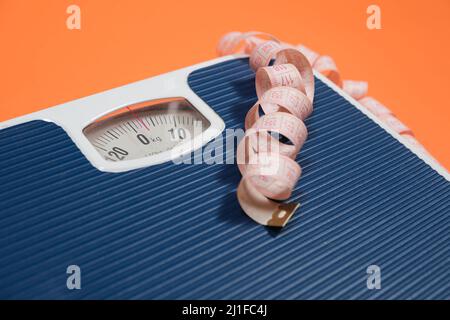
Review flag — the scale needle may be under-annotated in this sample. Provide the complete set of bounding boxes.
[126,106,150,131]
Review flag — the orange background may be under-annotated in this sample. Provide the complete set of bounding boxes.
[0,0,449,169]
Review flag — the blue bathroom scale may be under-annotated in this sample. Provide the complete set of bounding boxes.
[0,56,448,299]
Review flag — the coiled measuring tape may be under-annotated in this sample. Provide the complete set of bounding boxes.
[217,31,432,228]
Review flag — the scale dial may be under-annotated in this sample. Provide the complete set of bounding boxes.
[83,98,210,162]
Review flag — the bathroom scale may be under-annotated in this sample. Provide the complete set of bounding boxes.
[0,55,449,300]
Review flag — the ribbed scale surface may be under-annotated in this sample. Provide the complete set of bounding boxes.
[0,58,448,299]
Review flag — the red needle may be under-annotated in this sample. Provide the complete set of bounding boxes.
[126,106,150,131]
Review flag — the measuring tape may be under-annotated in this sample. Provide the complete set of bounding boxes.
[216,31,434,228]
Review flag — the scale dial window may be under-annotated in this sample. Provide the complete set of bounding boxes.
[83,98,210,162]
